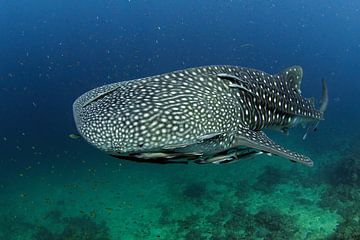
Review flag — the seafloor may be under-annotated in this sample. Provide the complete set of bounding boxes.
[1,128,359,240]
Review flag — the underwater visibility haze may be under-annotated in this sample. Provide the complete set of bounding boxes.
[1,0,360,239]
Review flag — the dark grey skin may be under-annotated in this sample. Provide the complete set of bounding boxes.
[73,65,328,166]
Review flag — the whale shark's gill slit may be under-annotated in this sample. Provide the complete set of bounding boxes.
[82,86,120,108]
[217,73,253,94]
[217,73,242,83]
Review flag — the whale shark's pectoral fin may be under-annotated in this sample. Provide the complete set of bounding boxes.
[234,128,313,166]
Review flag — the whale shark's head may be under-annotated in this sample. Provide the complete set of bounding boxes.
[73,82,129,153]
[72,75,206,156]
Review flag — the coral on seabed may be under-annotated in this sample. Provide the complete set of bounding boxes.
[0,215,35,240]
[253,166,288,193]
[32,213,111,240]
[319,150,360,212]
[326,153,360,186]
[234,180,251,200]
[253,207,297,236]
[182,182,208,200]
[328,218,360,240]
[158,195,298,240]
[319,149,360,239]
[0,210,111,240]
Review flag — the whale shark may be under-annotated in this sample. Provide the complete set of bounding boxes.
[73,65,328,166]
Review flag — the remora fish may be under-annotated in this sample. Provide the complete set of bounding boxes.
[73,65,328,166]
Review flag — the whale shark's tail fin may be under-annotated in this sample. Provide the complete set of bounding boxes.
[303,79,328,140]
[319,79,328,118]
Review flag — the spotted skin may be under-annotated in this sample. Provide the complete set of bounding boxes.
[73,65,326,166]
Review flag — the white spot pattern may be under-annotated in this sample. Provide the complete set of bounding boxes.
[73,65,322,166]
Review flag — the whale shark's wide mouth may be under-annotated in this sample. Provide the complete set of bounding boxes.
[72,95,85,136]
[72,89,104,149]
[72,84,136,153]
[72,83,121,138]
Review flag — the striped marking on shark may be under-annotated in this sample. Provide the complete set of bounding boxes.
[73,65,328,166]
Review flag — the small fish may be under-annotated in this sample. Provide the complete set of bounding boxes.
[90,210,97,218]
[240,43,254,48]
[73,65,328,166]
[68,133,81,139]
[105,207,113,214]
[20,193,27,198]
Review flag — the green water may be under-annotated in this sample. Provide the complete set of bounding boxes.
[1,132,359,239]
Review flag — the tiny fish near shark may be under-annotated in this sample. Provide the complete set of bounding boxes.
[73,65,328,166]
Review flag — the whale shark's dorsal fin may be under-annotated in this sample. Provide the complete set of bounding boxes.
[307,97,316,106]
[277,66,303,93]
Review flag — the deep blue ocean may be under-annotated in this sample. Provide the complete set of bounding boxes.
[1,1,360,239]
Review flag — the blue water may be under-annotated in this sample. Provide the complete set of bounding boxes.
[1,1,360,239]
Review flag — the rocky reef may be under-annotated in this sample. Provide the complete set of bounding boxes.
[158,195,298,239]
[33,214,110,240]
[253,165,289,193]
[319,149,360,239]
[0,210,111,240]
